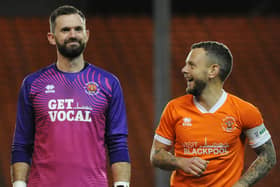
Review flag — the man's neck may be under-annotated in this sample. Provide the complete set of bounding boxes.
[195,85,224,111]
[56,54,85,73]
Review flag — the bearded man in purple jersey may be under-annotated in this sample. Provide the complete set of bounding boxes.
[11,5,131,187]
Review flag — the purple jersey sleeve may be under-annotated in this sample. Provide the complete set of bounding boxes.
[105,77,130,164]
[11,75,37,164]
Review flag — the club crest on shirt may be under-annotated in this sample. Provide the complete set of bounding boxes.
[221,116,237,132]
[84,82,100,95]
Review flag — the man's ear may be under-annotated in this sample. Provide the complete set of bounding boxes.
[85,29,90,42]
[47,32,56,45]
[208,64,220,79]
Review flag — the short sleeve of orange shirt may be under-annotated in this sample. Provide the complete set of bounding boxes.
[155,101,177,145]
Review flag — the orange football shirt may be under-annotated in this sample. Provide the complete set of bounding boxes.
[155,91,263,187]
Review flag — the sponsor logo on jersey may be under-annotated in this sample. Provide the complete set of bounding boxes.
[221,116,237,132]
[183,137,229,156]
[254,126,267,138]
[48,99,92,122]
[259,127,266,135]
[182,117,192,126]
[84,82,100,96]
[45,84,55,93]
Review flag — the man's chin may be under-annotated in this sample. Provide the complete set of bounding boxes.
[58,48,84,59]
[186,88,200,97]
[186,87,193,93]
[186,88,193,95]
[57,42,86,59]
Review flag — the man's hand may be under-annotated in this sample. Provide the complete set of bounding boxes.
[232,181,249,187]
[177,157,209,176]
[150,139,209,176]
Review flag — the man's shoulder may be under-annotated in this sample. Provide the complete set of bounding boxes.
[23,64,55,85]
[87,63,119,82]
[226,93,258,111]
[227,93,252,105]
[168,94,193,106]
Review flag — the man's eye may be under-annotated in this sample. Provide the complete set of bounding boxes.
[188,63,194,68]
[61,28,70,32]
[75,27,83,31]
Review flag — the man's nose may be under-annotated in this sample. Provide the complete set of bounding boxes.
[181,65,188,73]
[69,29,77,37]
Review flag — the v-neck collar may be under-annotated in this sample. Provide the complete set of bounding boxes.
[193,90,227,113]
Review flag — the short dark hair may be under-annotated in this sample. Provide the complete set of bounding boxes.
[191,41,233,82]
[49,5,86,33]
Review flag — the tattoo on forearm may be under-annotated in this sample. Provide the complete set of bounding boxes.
[239,139,276,186]
[152,148,178,171]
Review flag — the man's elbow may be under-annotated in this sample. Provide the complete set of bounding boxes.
[150,151,159,167]
[268,146,277,168]
[263,150,277,169]
[270,154,277,168]
[150,153,156,166]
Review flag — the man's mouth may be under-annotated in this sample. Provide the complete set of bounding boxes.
[185,76,193,83]
[65,38,80,45]
[187,78,193,82]
[67,41,79,45]
[186,77,194,88]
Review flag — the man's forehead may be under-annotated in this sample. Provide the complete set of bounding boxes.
[55,14,85,28]
[185,48,206,62]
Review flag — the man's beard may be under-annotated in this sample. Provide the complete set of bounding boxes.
[186,79,207,97]
[56,37,86,59]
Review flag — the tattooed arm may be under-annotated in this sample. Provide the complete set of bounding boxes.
[233,139,277,187]
[150,139,209,176]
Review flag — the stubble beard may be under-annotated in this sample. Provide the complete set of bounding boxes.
[186,79,207,97]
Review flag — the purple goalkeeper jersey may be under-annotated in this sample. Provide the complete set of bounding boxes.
[12,63,130,187]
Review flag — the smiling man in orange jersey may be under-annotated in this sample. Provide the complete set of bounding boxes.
[150,41,276,187]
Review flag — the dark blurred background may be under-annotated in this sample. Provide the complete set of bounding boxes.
[0,0,279,16]
[0,0,279,187]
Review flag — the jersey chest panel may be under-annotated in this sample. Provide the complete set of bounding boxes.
[174,109,243,158]
[30,75,110,127]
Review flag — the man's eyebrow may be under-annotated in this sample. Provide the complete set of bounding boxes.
[185,60,194,64]
[60,25,83,30]
[60,26,70,30]
[74,26,83,29]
